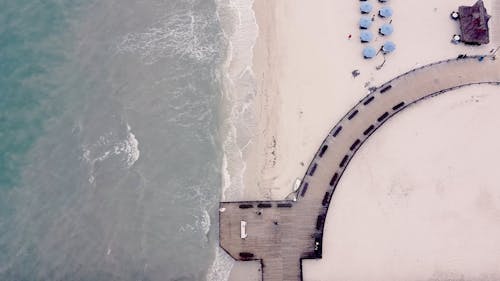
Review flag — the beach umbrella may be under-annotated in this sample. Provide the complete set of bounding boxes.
[378,0,388,2]
[360,30,373,42]
[360,2,373,14]
[379,23,394,36]
[382,41,396,53]
[359,16,372,29]
[363,46,377,59]
[379,6,393,18]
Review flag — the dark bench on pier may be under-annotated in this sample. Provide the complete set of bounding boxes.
[239,204,253,209]
[239,252,254,259]
[380,84,392,93]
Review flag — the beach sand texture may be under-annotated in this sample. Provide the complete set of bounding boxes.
[228,0,500,280]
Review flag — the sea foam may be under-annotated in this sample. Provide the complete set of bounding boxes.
[217,0,258,200]
[82,123,140,184]
[208,0,259,280]
[116,8,220,65]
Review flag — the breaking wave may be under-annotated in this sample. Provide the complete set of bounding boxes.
[82,123,140,184]
[207,0,259,280]
[206,247,235,281]
[217,0,259,200]
[116,9,221,64]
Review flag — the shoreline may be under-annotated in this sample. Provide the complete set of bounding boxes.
[244,0,283,200]
[217,0,259,201]
[225,0,499,280]
[237,0,497,204]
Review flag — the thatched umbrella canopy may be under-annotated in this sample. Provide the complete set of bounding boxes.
[458,0,490,45]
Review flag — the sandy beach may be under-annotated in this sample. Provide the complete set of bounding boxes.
[244,0,497,200]
[226,0,499,280]
[303,84,500,281]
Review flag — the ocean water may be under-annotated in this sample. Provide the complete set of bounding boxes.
[0,0,232,280]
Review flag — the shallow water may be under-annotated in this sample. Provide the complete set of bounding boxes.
[0,0,226,280]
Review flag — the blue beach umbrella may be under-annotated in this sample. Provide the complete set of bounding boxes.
[360,2,373,14]
[363,46,377,59]
[382,41,396,53]
[379,6,393,17]
[379,23,394,36]
[360,30,373,42]
[359,16,372,29]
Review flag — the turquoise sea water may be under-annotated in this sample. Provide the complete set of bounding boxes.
[0,0,225,280]
[0,0,80,188]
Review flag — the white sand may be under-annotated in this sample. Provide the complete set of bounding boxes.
[228,0,500,279]
[243,0,496,200]
[303,84,500,281]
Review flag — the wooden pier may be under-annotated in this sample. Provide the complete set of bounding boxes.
[219,57,500,281]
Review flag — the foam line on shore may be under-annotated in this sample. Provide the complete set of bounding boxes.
[208,0,259,280]
[216,0,259,201]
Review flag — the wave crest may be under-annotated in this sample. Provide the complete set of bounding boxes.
[117,10,220,64]
[81,123,140,184]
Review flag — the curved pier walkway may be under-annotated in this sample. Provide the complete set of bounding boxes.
[219,57,500,281]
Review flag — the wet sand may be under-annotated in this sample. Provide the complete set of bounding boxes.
[229,0,500,279]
